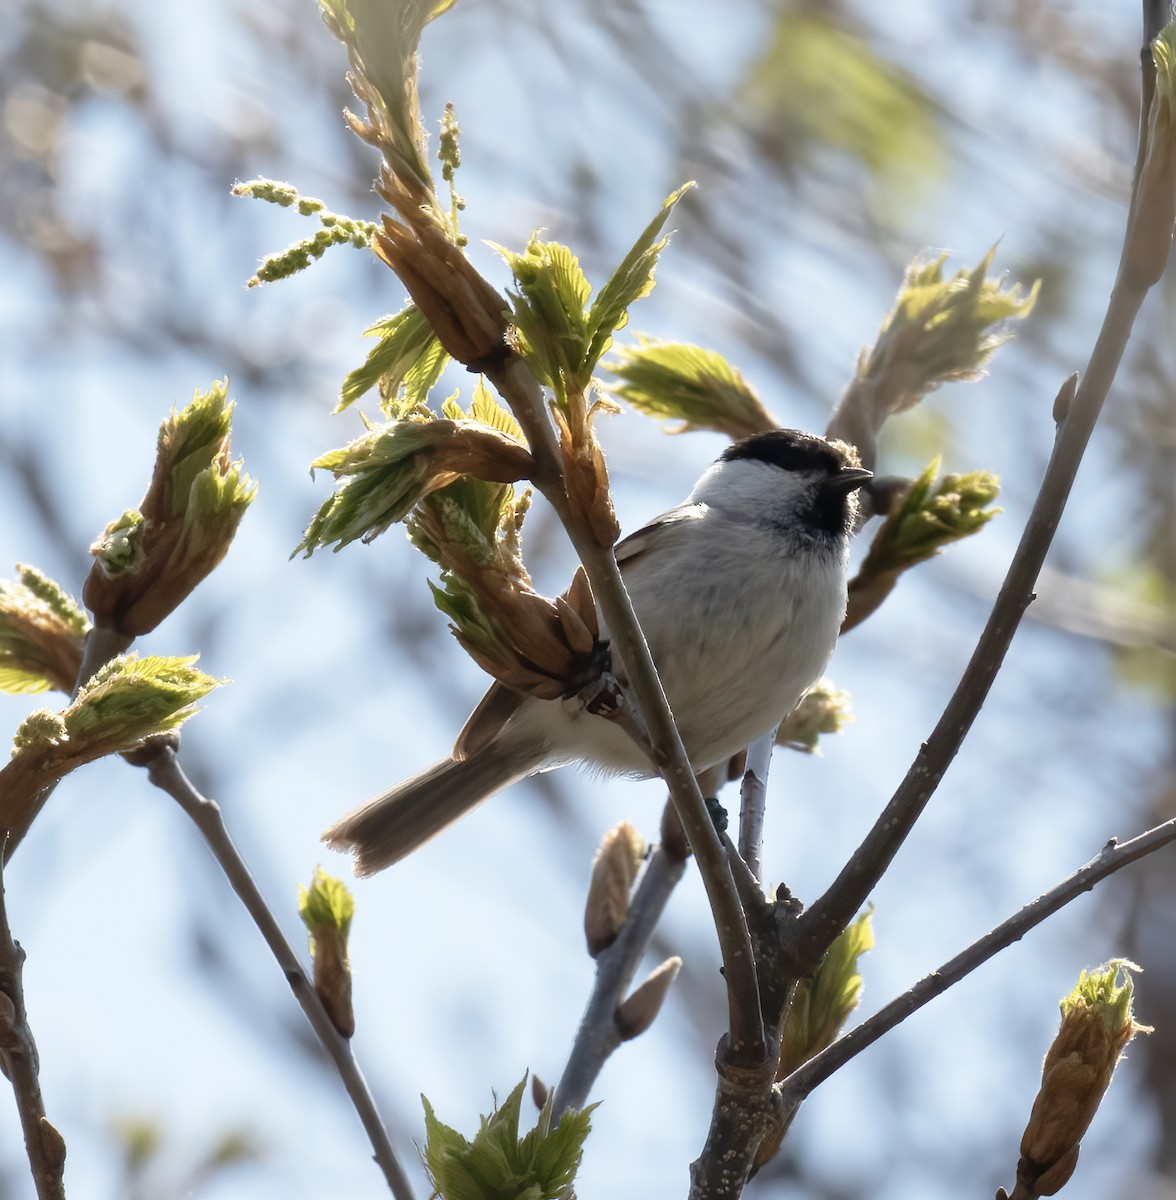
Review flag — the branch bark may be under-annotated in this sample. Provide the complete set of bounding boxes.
[484,356,767,1068]
[552,836,687,1116]
[779,818,1176,1107]
[0,852,66,1200]
[143,748,415,1200]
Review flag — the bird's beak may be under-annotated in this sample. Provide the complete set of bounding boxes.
[831,467,873,491]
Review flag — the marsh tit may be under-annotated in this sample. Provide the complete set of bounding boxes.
[324,429,871,875]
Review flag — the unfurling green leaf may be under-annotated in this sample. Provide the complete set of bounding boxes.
[0,566,90,695]
[317,0,455,214]
[853,248,1039,421]
[755,907,874,1173]
[338,305,449,414]
[299,866,356,938]
[1,654,222,861]
[298,418,533,555]
[9,654,219,762]
[422,1076,594,1200]
[859,457,1001,579]
[778,907,874,1080]
[775,680,853,754]
[1014,961,1151,1198]
[584,183,693,368]
[606,338,777,438]
[84,381,257,636]
[494,185,693,406]
[299,867,356,1037]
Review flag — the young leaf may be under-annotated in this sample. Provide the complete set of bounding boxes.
[337,306,449,413]
[606,338,777,438]
[584,183,693,368]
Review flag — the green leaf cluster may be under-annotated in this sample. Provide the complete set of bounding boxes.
[65,654,221,742]
[318,0,455,198]
[861,458,1000,578]
[406,391,532,658]
[12,653,220,762]
[494,185,692,408]
[422,1076,594,1200]
[338,306,449,415]
[300,422,447,554]
[298,385,531,556]
[774,681,852,754]
[0,565,90,695]
[85,383,257,636]
[606,338,776,437]
[1061,960,1143,1037]
[858,248,1039,416]
[780,907,874,1075]
[298,866,356,939]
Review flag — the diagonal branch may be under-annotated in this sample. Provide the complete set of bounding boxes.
[552,826,688,1116]
[795,0,1174,954]
[485,356,767,1067]
[0,849,66,1200]
[780,817,1176,1107]
[142,747,415,1200]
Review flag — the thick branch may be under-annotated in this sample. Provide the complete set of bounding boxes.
[780,817,1176,1106]
[796,271,1150,965]
[485,356,767,1066]
[552,837,687,1116]
[144,748,415,1200]
[0,855,66,1200]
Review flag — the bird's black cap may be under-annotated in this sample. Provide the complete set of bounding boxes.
[721,429,852,475]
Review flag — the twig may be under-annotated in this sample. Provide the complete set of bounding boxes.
[551,840,687,1116]
[143,747,415,1200]
[779,818,1176,1108]
[795,25,1170,957]
[484,356,767,1067]
[737,731,776,886]
[0,850,66,1200]
[71,627,134,699]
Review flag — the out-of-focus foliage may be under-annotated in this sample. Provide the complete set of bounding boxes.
[2,1,1174,1198]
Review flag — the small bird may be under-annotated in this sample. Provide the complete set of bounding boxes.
[324,429,871,875]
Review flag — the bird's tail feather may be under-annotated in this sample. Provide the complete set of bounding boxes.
[323,742,537,876]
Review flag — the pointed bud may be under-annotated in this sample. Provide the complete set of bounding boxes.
[0,655,221,854]
[1014,961,1151,1198]
[530,1073,549,1111]
[0,565,90,695]
[1122,22,1176,289]
[298,867,356,1038]
[756,908,874,1173]
[83,382,257,636]
[583,821,645,956]
[615,957,681,1041]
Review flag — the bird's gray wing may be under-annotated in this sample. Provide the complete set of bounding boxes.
[453,682,526,759]
[614,502,707,568]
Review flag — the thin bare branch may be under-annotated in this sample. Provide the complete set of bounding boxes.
[737,731,775,886]
[485,355,768,1067]
[143,747,415,1200]
[552,839,687,1116]
[780,818,1176,1107]
[0,851,66,1200]
[796,270,1150,965]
